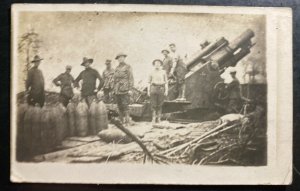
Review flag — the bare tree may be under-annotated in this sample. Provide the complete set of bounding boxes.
[18,29,42,82]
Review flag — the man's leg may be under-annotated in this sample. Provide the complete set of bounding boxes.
[115,94,124,123]
[157,86,165,123]
[86,95,96,107]
[59,95,69,107]
[103,89,109,103]
[151,109,156,123]
[27,94,34,106]
[123,94,131,126]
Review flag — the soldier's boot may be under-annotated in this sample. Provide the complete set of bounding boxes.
[119,111,124,124]
[152,110,157,124]
[177,83,186,101]
[157,109,162,123]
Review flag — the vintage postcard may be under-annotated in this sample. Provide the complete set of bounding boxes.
[11,4,292,185]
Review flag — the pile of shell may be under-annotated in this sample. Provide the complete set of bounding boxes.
[16,99,108,161]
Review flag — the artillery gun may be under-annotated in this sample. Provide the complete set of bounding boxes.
[122,29,257,120]
[164,29,256,116]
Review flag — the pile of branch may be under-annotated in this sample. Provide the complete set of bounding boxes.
[158,121,241,158]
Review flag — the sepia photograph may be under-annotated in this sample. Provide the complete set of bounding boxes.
[10,4,292,185]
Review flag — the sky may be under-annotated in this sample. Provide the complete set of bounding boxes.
[17,11,265,92]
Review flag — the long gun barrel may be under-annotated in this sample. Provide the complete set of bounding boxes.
[186,29,255,71]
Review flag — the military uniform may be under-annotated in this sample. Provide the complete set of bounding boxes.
[102,68,115,103]
[113,62,134,113]
[170,52,187,99]
[53,72,75,106]
[26,66,45,107]
[75,67,103,106]
[162,55,173,76]
[226,77,241,113]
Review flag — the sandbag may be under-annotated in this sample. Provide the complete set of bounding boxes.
[75,100,89,137]
[40,105,56,153]
[16,103,28,161]
[53,103,68,144]
[95,101,108,132]
[97,127,132,144]
[88,99,98,135]
[66,101,77,137]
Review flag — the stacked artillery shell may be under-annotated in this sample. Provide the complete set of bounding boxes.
[23,105,35,159]
[31,104,42,156]
[75,100,89,136]
[66,101,77,137]
[88,99,98,135]
[16,103,28,161]
[53,103,68,144]
[96,100,108,131]
[40,105,56,153]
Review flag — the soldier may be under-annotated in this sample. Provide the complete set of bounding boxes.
[102,59,115,103]
[53,65,75,107]
[113,53,134,126]
[148,59,168,123]
[169,43,188,101]
[74,57,104,107]
[226,68,241,113]
[26,55,45,107]
[161,49,173,77]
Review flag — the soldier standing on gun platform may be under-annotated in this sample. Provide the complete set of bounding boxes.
[26,55,45,107]
[74,57,104,107]
[148,59,168,123]
[226,68,241,113]
[53,65,75,107]
[169,43,188,101]
[113,53,134,126]
[161,49,173,77]
[102,59,115,103]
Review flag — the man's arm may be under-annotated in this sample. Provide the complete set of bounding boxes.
[170,55,179,74]
[70,75,75,87]
[25,70,32,91]
[52,74,62,86]
[96,70,104,91]
[128,65,134,89]
[74,72,82,88]
[164,72,168,95]
[147,73,152,96]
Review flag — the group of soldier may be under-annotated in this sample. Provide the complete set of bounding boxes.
[25,43,241,125]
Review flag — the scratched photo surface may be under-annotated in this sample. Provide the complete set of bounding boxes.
[14,11,267,166]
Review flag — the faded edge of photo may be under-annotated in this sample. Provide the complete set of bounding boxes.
[10,4,292,185]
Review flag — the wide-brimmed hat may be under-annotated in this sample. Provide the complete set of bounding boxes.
[31,55,43,63]
[161,49,170,54]
[66,65,72,70]
[152,59,163,66]
[105,59,112,64]
[81,57,93,66]
[115,53,127,60]
[169,43,176,47]
[229,67,237,74]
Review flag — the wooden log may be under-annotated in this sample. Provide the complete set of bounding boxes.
[110,117,155,163]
